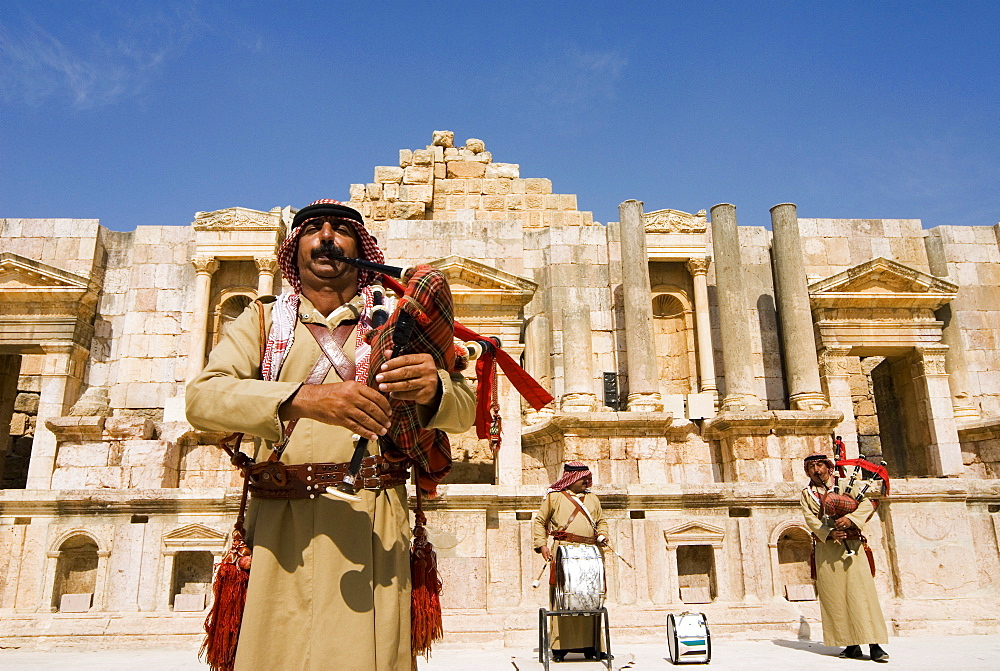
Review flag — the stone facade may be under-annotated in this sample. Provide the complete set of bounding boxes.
[1,133,1000,649]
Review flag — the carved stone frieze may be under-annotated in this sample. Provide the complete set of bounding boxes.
[192,207,286,233]
[643,208,708,233]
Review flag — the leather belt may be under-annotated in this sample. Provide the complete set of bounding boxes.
[549,530,597,545]
[249,455,410,499]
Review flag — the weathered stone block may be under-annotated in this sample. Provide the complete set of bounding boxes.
[55,443,110,468]
[388,202,425,220]
[14,392,39,414]
[785,584,816,601]
[402,166,432,184]
[374,166,403,183]
[470,151,492,164]
[411,149,432,166]
[9,413,27,435]
[173,593,206,611]
[432,130,454,147]
[366,183,382,200]
[485,163,519,179]
[680,586,711,603]
[398,149,413,167]
[464,138,486,153]
[59,593,93,612]
[446,161,487,179]
[524,178,552,194]
[399,185,433,204]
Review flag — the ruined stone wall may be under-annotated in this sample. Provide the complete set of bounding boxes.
[799,218,930,278]
[925,225,1000,418]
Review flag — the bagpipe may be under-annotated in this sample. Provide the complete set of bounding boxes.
[331,253,553,660]
[821,436,891,557]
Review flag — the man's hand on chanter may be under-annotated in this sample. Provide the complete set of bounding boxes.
[375,350,442,406]
[280,381,392,441]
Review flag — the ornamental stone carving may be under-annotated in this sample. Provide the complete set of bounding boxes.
[686,257,711,276]
[644,208,708,233]
[254,256,278,274]
[191,256,219,275]
[192,207,285,233]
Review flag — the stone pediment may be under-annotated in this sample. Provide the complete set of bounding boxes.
[164,523,227,541]
[193,206,287,232]
[162,523,228,552]
[643,208,708,234]
[0,253,91,295]
[808,257,957,310]
[429,255,537,308]
[663,521,725,549]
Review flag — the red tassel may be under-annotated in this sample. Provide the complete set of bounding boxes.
[200,529,251,671]
[410,510,443,660]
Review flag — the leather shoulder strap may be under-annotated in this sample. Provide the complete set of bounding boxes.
[304,322,357,382]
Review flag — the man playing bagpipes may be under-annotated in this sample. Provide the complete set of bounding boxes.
[800,451,890,663]
[531,462,609,662]
[186,199,476,671]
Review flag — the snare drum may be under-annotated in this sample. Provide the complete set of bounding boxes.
[554,544,606,611]
[666,612,711,664]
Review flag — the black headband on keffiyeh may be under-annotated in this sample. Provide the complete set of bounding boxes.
[277,198,385,293]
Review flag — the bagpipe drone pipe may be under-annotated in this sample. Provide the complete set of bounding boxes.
[822,436,891,556]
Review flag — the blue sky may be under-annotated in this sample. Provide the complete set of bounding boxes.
[1,1,998,231]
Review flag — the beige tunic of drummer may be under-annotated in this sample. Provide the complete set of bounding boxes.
[532,491,609,650]
[800,485,889,647]
[186,297,476,671]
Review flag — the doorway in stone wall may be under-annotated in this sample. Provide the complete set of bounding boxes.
[851,354,929,477]
[0,354,33,489]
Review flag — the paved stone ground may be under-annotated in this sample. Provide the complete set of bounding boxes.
[1,635,997,669]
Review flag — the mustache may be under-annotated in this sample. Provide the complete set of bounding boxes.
[311,241,348,260]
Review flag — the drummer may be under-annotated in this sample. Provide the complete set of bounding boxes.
[532,461,609,662]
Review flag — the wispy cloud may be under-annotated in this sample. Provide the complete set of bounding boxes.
[534,47,628,108]
[0,1,206,109]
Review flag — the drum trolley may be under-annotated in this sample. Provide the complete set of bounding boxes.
[537,606,612,670]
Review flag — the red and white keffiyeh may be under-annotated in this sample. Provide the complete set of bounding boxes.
[262,199,390,383]
[547,461,593,492]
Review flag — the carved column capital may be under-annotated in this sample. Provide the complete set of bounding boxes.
[254,255,278,274]
[191,256,219,275]
[686,257,711,276]
[914,345,949,376]
[818,346,853,377]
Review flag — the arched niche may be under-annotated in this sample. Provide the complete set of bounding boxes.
[651,285,696,397]
[210,290,255,348]
[47,531,109,612]
[768,522,815,601]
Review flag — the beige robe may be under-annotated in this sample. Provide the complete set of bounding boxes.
[186,297,476,671]
[800,484,888,647]
[532,490,609,651]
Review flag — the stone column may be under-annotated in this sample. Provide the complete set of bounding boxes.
[618,200,662,411]
[495,375,524,485]
[25,345,87,489]
[818,346,859,458]
[710,203,765,411]
[186,256,219,382]
[937,304,979,420]
[254,255,278,297]
[560,305,598,412]
[769,204,830,410]
[524,314,555,424]
[686,258,717,395]
[912,345,964,476]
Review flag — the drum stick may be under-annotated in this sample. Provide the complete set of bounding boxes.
[603,543,634,570]
[531,559,550,589]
